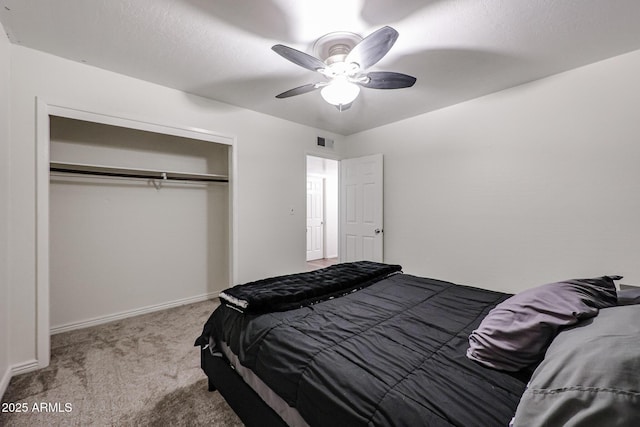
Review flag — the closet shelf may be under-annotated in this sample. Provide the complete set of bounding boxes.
[50,161,229,183]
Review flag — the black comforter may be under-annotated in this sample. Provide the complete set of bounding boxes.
[203,273,528,427]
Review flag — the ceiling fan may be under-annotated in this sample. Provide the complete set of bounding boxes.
[272,26,416,111]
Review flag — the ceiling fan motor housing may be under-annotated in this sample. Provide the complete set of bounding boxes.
[313,31,363,65]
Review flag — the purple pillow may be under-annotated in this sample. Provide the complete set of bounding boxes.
[467,276,619,371]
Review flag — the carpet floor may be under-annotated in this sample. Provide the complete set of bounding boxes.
[0,299,243,426]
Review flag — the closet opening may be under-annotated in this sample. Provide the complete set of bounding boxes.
[35,100,236,368]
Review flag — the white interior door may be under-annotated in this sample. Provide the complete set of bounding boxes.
[306,176,324,261]
[340,154,383,262]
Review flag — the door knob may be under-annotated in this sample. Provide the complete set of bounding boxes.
[374,228,382,234]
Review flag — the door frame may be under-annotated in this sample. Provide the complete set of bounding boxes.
[35,97,237,370]
[305,153,340,262]
[306,175,325,261]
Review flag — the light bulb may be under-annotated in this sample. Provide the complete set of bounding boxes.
[321,76,360,106]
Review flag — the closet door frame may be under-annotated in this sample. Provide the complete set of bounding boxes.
[35,97,237,368]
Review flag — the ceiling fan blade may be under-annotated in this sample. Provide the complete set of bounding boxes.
[272,44,326,72]
[345,26,398,70]
[275,83,321,99]
[360,71,416,89]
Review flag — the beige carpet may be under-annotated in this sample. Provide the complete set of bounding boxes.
[0,299,243,426]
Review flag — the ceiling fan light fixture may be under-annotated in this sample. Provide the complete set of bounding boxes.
[321,76,360,106]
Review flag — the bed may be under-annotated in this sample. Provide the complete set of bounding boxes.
[195,261,640,427]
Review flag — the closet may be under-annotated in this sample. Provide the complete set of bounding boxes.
[48,116,231,333]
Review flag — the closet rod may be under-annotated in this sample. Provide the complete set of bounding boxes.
[50,161,229,183]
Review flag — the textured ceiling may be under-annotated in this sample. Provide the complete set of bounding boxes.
[2,0,640,135]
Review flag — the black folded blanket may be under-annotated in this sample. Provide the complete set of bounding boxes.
[219,261,402,314]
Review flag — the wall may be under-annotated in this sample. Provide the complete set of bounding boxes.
[343,49,640,293]
[8,45,343,367]
[49,117,230,331]
[0,22,11,397]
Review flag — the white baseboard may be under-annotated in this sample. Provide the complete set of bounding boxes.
[50,292,219,335]
[11,359,39,376]
[0,364,11,399]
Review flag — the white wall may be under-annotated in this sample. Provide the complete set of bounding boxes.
[8,45,343,367]
[344,49,640,293]
[0,22,11,398]
[49,117,230,331]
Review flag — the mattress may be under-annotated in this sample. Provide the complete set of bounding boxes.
[199,271,529,426]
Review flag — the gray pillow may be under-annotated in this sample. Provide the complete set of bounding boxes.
[467,276,619,371]
[617,287,640,306]
[512,305,640,427]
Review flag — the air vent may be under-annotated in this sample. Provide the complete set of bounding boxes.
[317,137,334,149]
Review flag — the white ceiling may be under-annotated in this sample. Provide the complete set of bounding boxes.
[2,0,640,136]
